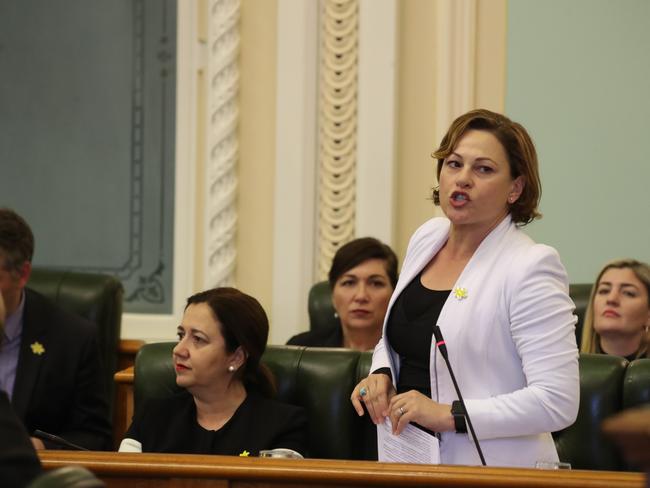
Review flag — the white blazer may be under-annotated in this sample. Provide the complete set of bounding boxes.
[372,215,579,467]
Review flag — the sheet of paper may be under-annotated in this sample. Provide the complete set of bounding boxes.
[377,417,440,464]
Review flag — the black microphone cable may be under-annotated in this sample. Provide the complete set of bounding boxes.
[433,325,486,466]
[33,430,89,451]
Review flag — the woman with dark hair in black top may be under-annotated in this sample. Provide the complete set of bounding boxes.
[120,287,307,457]
[288,237,398,351]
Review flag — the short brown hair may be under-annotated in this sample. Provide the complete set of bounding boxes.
[0,208,35,272]
[431,109,542,226]
[328,237,398,289]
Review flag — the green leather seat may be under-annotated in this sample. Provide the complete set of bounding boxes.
[133,343,375,460]
[553,353,627,471]
[309,281,594,344]
[620,358,650,470]
[622,358,650,409]
[133,344,635,468]
[27,466,104,488]
[27,267,124,413]
[307,281,340,332]
[569,283,592,345]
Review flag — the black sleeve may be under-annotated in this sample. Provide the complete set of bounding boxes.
[270,406,309,457]
[123,411,141,443]
[286,330,319,346]
[286,332,305,346]
[0,392,42,488]
[370,367,392,379]
[48,326,112,451]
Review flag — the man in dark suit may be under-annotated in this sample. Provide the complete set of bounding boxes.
[0,208,111,450]
[0,289,42,487]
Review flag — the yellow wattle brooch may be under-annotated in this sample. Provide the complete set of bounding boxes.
[239,450,250,457]
[30,342,45,355]
[453,287,468,300]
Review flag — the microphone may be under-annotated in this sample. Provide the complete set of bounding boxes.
[33,430,89,451]
[433,325,486,466]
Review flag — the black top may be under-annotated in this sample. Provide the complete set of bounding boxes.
[287,325,343,347]
[125,389,308,457]
[0,391,41,488]
[386,272,450,396]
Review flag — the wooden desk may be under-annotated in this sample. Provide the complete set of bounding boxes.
[40,451,644,488]
[113,340,143,448]
[113,365,134,446]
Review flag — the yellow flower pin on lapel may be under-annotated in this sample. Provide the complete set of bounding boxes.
[30,341,45,355]
[239,450,250,457]
[453,287,468,300]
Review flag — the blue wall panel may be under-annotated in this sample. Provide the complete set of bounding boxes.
[0,0,177,313]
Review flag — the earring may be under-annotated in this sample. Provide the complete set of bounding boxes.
[228,365,236,372]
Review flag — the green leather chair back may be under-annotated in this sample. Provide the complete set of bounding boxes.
[27,466,104,488]
[27,267,124,411]
[134,345,635,468]
[569,283,592,345]
[621,358,650,470]
[309,281,593,341]
[553,353,627,471]
[308,281,340,332]
[133,343,375,460]
[133,342,180,412]
[622,358,650,409]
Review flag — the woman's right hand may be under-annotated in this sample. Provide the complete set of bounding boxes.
[351,373,396,424]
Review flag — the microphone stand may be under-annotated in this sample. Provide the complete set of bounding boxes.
[433,326,486,466]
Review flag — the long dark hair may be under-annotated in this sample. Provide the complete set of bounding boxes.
[186,287,276,397]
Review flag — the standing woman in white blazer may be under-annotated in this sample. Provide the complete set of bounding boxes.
[351,109,579,467]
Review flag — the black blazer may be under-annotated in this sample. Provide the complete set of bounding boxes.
[286,325,343,347]
[126,389,308,457]
[11,288,112,450]
[0,391,41,488]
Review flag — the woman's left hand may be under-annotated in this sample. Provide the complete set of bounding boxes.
[388,390,454,435]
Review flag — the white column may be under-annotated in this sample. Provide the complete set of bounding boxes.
[356,0,397,246]
[271,0,319,343]
[434,0,477,143]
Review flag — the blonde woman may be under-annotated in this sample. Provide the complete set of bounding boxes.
[581,259,650,360]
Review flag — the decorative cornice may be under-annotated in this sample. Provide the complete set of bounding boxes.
[205,0,240,287]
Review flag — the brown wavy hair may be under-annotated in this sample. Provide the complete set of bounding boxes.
[431,109,542,226]
[328,237,398,289]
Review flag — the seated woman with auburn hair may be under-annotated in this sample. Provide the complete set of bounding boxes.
[288,237,398,351]
[120,287,308,457]
[581,259,650,360]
